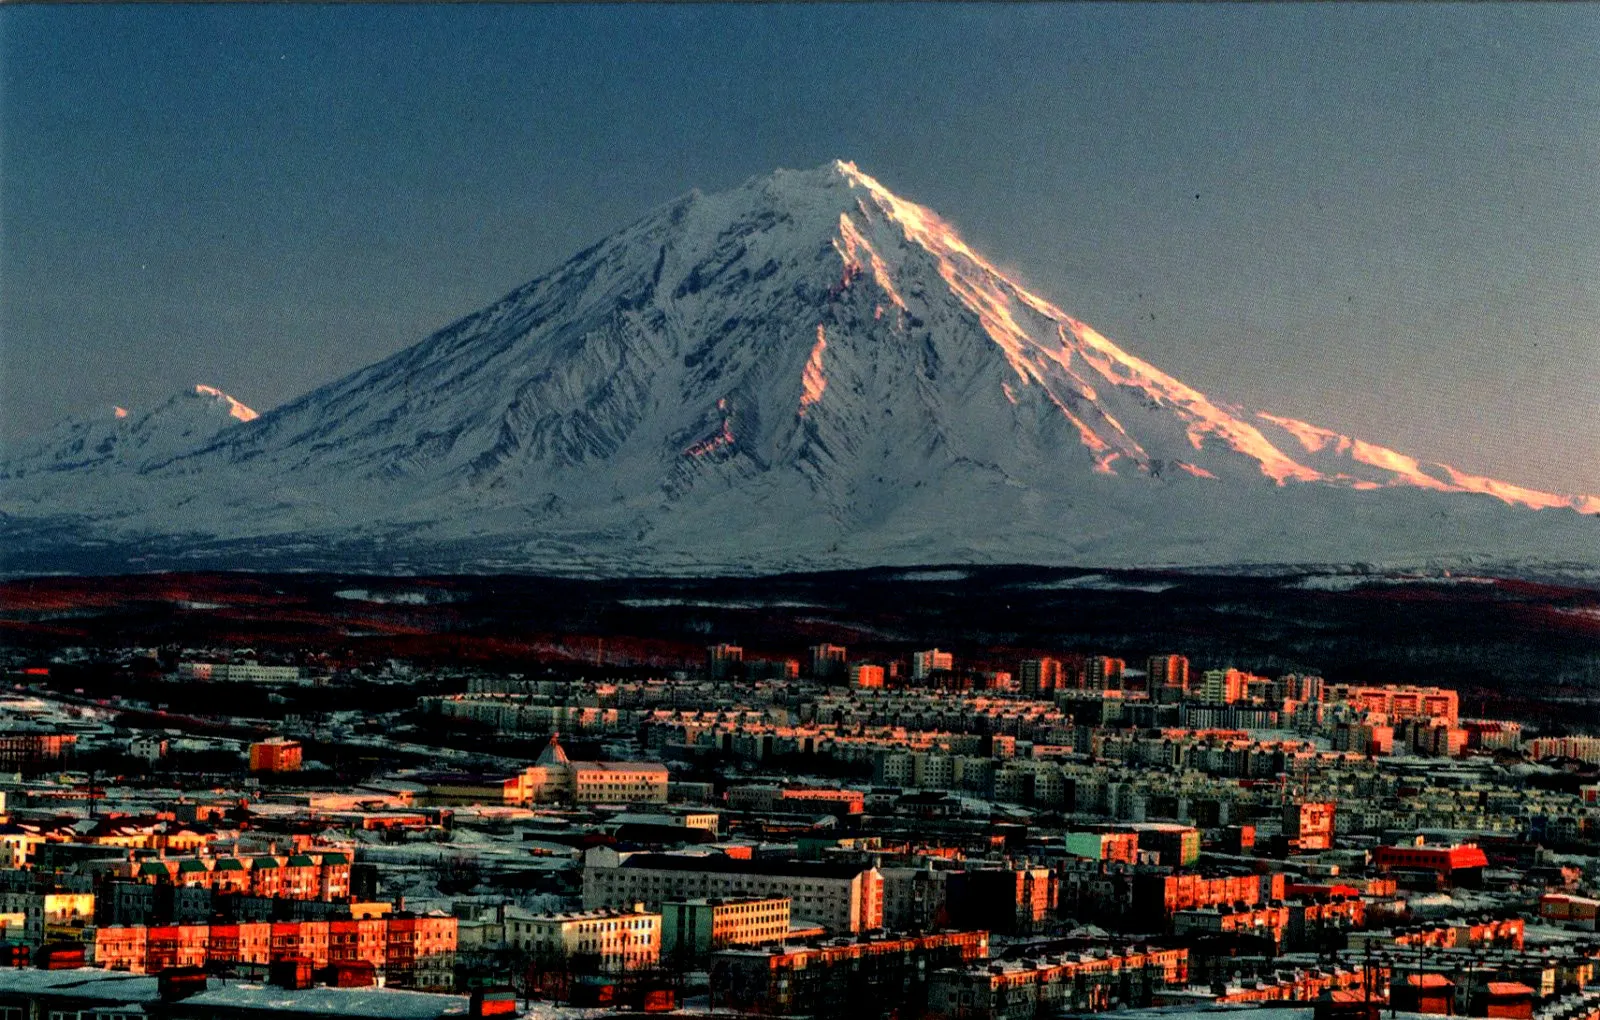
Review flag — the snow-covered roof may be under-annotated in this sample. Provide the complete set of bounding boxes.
[0,968,159,1002]
[181,983,469,1018]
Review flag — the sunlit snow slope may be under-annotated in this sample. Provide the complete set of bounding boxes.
[2,162,1595,576]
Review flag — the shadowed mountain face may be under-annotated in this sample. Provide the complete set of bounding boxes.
[2,162,1596,577]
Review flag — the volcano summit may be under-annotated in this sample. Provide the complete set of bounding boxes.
[3,162,1596,577]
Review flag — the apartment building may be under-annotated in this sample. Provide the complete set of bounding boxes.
[89,914,457,987]
[810,644,848,680]
[569,761,671,805]
[661,896,789,959]
[423,695,635,736]
[179,662,304,684]
[0,733,76,770]
[707,644,744,680]
[1019,659,1063,698]
[0,892,94,945]
[1062,832,1139,865]
[503,905,660,971]
[913,650,954,680]
[1324,683,1459,725]
[1085,657,1125,691]
[583,847,883,933]
[1146,655,1190,694]
[1527,736,1600,765]
[1173,904,1291,949]
[712,931,988,1017]
[248,738,302,772]
[419,734,667,807]
[946,868,1055,935]
[852,664,887,689]
[117,850,350,901]
[927,946,1188,1020]
[727,784,865,816]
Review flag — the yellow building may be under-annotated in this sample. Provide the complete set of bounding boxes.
[569,761,669,804]
[583,848,883,934]
[417,734,667,807]
[503,905,660,972]
[0,830,43,869]
[661,897,790,960]
[532,732,667,804]
[0,892,95,945]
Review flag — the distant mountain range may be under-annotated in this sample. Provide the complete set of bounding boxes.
[3,161,1595,578]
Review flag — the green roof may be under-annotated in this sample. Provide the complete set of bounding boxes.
[287,855,317,867]
[318,852,348,866]
[249,857,279,869]
[213,858,245,871]
[177,860,209,873]
[138,862,169,876]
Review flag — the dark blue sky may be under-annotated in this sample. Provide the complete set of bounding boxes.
[4,4,1597,493]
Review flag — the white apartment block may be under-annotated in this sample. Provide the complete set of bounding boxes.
[582,848,882,934]
[179,662,304,684]
[570,761,670,805]
[661,896,791,957]
[503,905,660,972]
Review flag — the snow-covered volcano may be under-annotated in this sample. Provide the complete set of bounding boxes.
[3,161,1596,576]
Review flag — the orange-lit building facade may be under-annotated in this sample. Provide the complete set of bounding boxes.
[852,664,886,689]
[926,946,1188,1019]
[122,851,350,901]
[1284,801,1336,851]
[91,915,456,986]
[1324,684,1459,725]
[249,738,303,772]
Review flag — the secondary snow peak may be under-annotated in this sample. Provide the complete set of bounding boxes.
[3,161,1596,576]
[192,384,259,422]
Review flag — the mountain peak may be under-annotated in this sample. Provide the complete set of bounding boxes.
[3,164,1595,576]
[190,384,259,422]
[1,384,259,484]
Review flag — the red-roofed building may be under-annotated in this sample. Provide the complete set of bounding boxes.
[1391,973,1454,1015]
[1373,844,1487,890]
[1477,981,1535,1019]
[1541,893,1600,930]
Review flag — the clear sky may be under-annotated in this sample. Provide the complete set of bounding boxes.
[3,4,1597,494]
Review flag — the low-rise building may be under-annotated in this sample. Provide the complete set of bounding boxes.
[1172,903,1290,949]
[583,847,883,933]
[712,931,988,1016]
[180,662,304,684]
[927,946,1188,1020]
[248,738,302,772]
[661,897,790,961]
[88,914,456,988]
[417,735,667,807]
[0,891,95,946]
[503,905,660,972]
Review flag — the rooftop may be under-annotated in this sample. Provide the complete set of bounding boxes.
[0,968,159,1003]
[617,853,874,880]
[182,983,468,1018]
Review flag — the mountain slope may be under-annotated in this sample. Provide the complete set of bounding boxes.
[2,161,1595,576]
[2,385,256,484]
